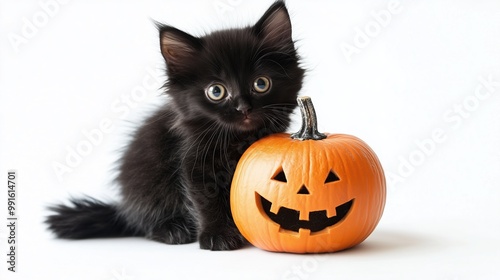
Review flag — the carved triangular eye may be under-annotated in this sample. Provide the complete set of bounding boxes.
[273,170,287,183]
[325,171,340,183]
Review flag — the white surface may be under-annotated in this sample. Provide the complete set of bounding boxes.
[1,0,500,279]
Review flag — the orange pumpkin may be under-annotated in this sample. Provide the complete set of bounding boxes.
[231,96,386,253]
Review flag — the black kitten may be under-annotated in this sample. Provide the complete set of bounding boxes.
[46,1,304,250]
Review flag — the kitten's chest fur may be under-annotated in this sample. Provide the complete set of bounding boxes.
[177,117,260,189]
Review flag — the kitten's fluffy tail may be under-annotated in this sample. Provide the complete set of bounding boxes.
[46,198,140,239]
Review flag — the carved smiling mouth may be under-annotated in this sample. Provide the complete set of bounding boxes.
[257,193,354,233]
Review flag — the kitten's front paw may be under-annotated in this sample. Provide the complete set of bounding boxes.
[199,229,246,251]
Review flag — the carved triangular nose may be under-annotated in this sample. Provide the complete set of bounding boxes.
[297,185,310,195]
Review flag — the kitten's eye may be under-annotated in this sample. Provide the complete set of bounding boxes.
[206,84,227,101]
[253,76,271,93]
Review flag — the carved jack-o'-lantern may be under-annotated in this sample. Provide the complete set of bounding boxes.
[231,96,386,253]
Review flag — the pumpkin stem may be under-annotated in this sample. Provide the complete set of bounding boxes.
[291,96,327,141]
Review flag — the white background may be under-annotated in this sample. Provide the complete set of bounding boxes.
[1,0,500,279]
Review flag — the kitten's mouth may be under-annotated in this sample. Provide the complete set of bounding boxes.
[242,117,252,124]
[231,114,260,131]
[238,122,257,131]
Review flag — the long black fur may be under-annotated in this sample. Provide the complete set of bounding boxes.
[46,198,141,239]
[46,1,305,250]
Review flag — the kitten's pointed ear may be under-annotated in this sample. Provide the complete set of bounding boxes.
[157,24,202,68]
[253,1,293,46]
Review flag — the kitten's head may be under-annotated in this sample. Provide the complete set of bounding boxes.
[158,1,304,134]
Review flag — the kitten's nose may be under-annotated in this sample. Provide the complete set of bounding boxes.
[236,103,252,117]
